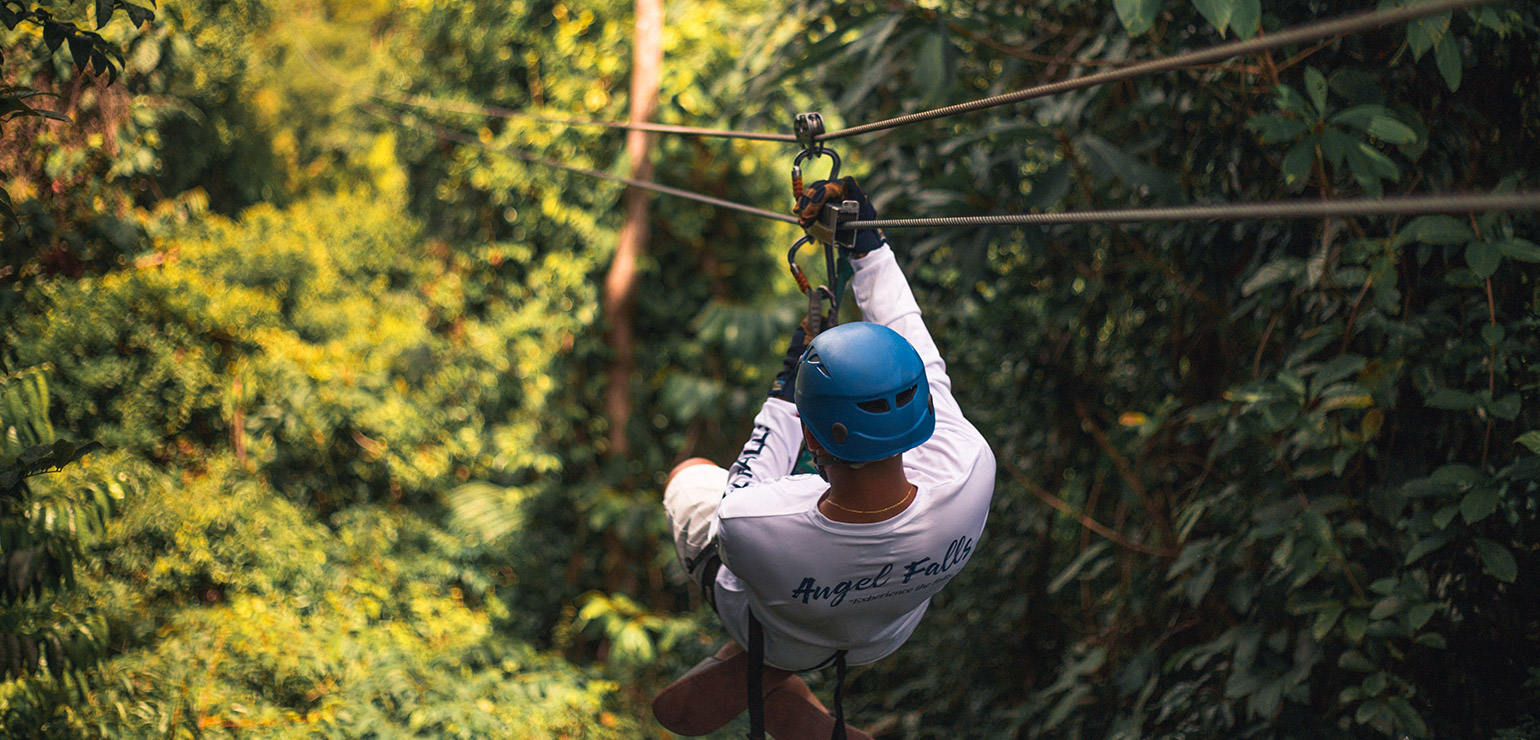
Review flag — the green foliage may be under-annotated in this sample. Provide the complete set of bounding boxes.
[66,470,639,739]
[6,0,1538,737]
[1,366,134,727]
[760,1,1539,738]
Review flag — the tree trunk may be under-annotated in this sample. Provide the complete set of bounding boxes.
[603,0,663,459]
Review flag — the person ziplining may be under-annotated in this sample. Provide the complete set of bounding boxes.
[652,173,997,739]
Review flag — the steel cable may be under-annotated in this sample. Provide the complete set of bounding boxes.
[380,103,1540,229]
[340,0,1496,147]
[367,105,798,225]
[818,0,1498,141]
[376,93,798,143]
[846,192,1540,229]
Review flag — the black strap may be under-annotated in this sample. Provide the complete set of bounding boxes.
[831,650,849,740]
[746,614,765,740]
[746,615,851,740]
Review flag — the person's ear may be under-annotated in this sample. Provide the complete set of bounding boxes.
[802,423,824,454]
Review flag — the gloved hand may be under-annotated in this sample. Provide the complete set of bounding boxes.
[768,320,810,403]
[795,176,886,257]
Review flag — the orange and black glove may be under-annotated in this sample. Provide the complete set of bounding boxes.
[795,176,886,257]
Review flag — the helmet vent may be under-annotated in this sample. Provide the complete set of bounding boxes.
[895,384,918,408]
[857,398,890,413]
[805,351,832,377]
[830,423,849,444]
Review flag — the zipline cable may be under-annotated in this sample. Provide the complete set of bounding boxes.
[817,0,1498,141]
[375,105,1540,228]
[365,105,799,225]
[294,35,793,142]
[374,93,798,143]
[358,0,1499,144]
[846,192,1540,229]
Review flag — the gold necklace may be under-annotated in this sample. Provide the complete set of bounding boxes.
[823,485,915,516]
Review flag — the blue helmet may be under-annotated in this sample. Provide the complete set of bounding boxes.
[794,322,935,463]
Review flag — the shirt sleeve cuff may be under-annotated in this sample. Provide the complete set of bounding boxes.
[849,243,893,271]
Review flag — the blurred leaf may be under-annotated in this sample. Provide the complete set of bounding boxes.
[1407,11,1451,60]
[1229,0,1260,38]
[1114,0,1159,35]
[123,3,156,26]
[1339,650,1376,672]
[1496,238,1540,262]
[1405,535,1449,564]
[1434,37,1461,91]
[1490,393,1522,421]
[1305,67,1328,116]
[1414,632,1448,649]
[1049,541,1111,594]
[1191,0,1234,35]
[1464,240,1500,278]
[1242,258,1302,296]
[1387,697,1429,737]
[1425,389,1477,410]
[1281,140,1315,189]
[1247,114,1309,144]
[916,29,950,105]
[1397,215,1472,246]
[1474,539,1517,583]
[1405,602,1438,631]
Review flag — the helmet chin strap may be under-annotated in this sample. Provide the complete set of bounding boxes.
[812,447,874,480]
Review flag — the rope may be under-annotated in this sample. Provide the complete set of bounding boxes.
[818,0,1497,141]
[366,105,798,225]
[847,193,1540,229]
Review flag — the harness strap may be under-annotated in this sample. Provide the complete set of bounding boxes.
[745,613,853,740]
[746,614,765,740]
[832,650,849,740]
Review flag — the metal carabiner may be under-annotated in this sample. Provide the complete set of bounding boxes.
[787,235,815,296]
[809,285,838,336]
[787,235,840,337]
[791,146,841,209]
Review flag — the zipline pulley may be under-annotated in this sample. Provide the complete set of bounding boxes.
[790,112,839,208]
[793,112,825,154]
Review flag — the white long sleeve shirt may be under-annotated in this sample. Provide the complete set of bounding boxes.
[710,244,996,670]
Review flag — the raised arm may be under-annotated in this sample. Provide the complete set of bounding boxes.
[847,245,953,405]
[794,177,954,409]
[724,399,803,490]
[724,323,810,490]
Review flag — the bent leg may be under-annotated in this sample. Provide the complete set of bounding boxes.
[652,640,796,736]
[663,459,729,598]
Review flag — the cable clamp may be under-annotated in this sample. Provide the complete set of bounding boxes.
[805,199,859,249]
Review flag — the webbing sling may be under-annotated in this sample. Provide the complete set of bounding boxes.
[745,612,851,740]
[832,651,848,740]
[747,615,765,739]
